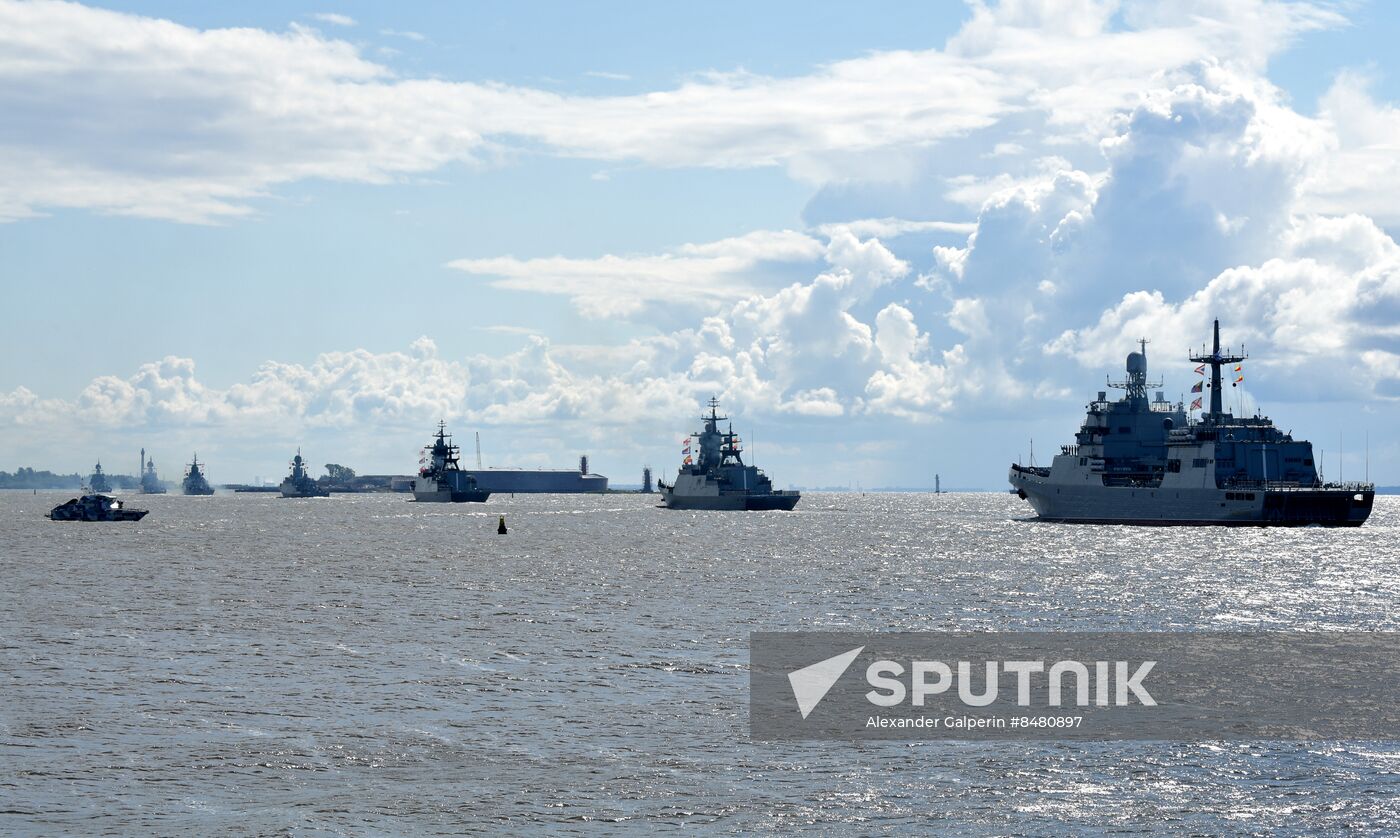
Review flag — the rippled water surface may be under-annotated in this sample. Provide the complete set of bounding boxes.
[2,491,1398,834]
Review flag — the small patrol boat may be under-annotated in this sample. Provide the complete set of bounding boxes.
[47,494,148,521]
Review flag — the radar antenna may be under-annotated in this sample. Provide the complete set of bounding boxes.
[1107,337,1161,402]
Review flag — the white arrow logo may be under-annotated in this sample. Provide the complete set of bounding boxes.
[787,646,864,719]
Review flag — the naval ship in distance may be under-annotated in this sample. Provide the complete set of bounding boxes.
[659,397,799,510]
[413,422,489,502]
[1009,320,1373,525]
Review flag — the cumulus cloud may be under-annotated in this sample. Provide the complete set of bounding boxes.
[924,62,1400,406]
[13,55,1400,448]
[0,0,1354,223]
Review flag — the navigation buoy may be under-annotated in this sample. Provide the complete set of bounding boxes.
[497,515,507,534]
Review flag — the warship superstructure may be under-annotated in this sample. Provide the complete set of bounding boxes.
[88,461,112,494]
[182,453,214,495]
[138,448,167,494]
[658,397,800,510]
[1009,320,1374,526]
[412,422,490,502]
[279,449,329,498]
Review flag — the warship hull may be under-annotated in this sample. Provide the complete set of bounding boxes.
[280,481,329,498]
[1010,465,1373,526]
[182,485,214,496]
[659,491,800,511]
[658,472,799,511]
[412,474,490,503]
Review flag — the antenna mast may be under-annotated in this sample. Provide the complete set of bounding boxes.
[475,432,483,469]
[1187,319,1247,421]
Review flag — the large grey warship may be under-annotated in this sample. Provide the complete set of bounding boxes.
[280,449,329,498]
[182,453,214,495]
[1009,320,1374,526]
[412,422,490,502]
[658,397,800,511]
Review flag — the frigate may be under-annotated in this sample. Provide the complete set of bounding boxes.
[658,397,800,510]
[138,448,167,494]
[88,461,112,494]
[182,453,214,495]
[279,449,329,498]
[412,422,490,502]
[1009,320,1374,526]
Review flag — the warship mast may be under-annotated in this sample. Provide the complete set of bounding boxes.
[1189,319,1247,421]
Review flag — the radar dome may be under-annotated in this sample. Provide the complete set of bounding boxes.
[1126,352,1146,374]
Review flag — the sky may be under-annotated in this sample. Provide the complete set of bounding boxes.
[4,0,1400,488]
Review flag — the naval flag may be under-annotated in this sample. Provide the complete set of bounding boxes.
[1190,397,1203,410]
[1190,381,1203,393]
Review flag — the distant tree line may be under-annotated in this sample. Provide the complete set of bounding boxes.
[0,467,142,489]
[0,467,81,489]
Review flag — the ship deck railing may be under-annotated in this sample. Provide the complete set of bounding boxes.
[1221,479,1375,492]
[1010,463,1050,478]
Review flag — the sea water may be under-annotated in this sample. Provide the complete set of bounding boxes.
[2,491,1397,834]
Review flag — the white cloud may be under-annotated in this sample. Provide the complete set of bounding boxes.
[925,63,1400,407]
[310,12,356,27]
[814,218,977,240]
[445,230,825,318]
[379,28,426,41]
[1306,71,1400,226]
[0,0,1357,223]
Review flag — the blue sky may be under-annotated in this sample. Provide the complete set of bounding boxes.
[4,0,1400,487]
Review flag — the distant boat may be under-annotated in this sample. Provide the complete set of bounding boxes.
[182,453,214,495]
[88,461,112,494]
[412,422,489,502]
[279,449,329,498]
[138,447,167,494]
[658,397,800,511]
